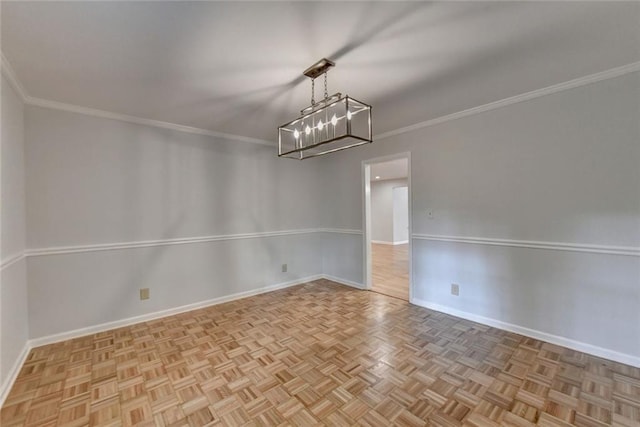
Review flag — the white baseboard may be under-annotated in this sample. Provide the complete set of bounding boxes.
[411,298,640,368]
[29,275,323,348]
[0,342,30,408]
[8,277,636,410]
[27,273,362,349]
[370,240,408,246]
[2,275,324,406]
[322,274,366,290]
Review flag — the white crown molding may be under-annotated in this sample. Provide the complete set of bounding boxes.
[25,229,320,257]
[413,233,640,257]
[411,297,640,368]
[0,51,274,147]
[25,97,275,147]
[3,50,639,149]
[377,61,640,140]
[0,53,28,101]
[0,252,26,271]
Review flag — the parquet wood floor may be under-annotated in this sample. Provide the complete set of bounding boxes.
[372,243,409,301]
[2,280,639,426]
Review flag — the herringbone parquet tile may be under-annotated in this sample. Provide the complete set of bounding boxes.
[1,280,639,426]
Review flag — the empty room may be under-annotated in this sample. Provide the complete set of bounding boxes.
[1,1,639,426]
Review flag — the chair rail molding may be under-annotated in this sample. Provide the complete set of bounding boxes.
[412,234,640,257]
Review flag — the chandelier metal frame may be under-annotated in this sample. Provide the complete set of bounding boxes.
[278,58,372,160]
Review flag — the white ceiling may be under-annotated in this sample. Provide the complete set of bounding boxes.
[3,2,639,143]
[371,158,408,182]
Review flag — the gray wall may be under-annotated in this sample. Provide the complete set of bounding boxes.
[0,75,29,388]
[371,178,408,243]
[24,106,324,338]
[3,68,640,370]
[319,71,640,359]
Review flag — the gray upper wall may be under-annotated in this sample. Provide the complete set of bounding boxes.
[1,74,29,390]
[25,107,324,249]
[8,66,640,361]
[318,71,640,248]
[318,70,640,360]
[22,106,326,339]
[1,75,26,258]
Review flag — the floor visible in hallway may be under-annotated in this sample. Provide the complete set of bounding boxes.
[372,243,409,301]
[2,279,639,426]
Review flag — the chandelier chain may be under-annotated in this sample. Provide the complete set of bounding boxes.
[311,78,315,106]
[324,72,328,100]
[278,58,373,159]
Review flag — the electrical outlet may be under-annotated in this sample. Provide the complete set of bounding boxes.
[140,288,150,300]
[282,263,287,273]
[451,283,459,296]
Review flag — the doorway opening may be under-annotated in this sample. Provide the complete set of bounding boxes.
[363,153,411,301]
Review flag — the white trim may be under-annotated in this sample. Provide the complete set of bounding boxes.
[29,275,323,348]
[0,53,28,101]
[363,162,373,290]
[0,252,26,271]
[22,229,365,259]
[362,152,413,298]
[370,240,408,246]
[318,228,363,235]
[0,275,355,403]
[411,298,640,369]
[3,275,327,403]
[3,51,639,153]
[412,234,640,257]
[26,229,319,257]
[1,52,273,147]
[371,240,394,245]
[0,342,30,408]
[323,274,365,290]
[377,61,640,140]
[26,97,275,147]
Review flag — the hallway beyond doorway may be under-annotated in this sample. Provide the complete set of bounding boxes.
[371,243,409,300]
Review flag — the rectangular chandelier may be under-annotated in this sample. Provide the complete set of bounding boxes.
[278,59,372,160]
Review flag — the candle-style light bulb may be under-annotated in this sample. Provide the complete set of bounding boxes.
[293,129,300,139]
[318,120,324,130]
[347,110,352,120]
[331,114,338,126]
[305,125,311,135]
